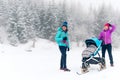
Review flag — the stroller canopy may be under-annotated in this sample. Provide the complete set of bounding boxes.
[85,37,102,47]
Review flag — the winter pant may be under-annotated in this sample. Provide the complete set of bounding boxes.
[59,46,67,69]
[102,44,113,65]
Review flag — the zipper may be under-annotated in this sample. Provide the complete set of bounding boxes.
[105,32,106,44]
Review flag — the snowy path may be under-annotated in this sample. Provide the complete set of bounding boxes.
[0,42,120,80]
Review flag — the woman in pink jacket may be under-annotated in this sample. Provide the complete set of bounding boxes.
[99,23,116,67]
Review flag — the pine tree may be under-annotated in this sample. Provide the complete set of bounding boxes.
[94,4,111,36]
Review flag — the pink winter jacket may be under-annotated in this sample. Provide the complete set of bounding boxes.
[98,24,116,45]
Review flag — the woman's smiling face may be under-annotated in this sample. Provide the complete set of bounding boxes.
[62,26,67,31]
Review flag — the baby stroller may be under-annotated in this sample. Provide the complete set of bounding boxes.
[81,37,105,73]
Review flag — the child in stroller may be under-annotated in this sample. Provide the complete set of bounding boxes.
[81,37,106,73]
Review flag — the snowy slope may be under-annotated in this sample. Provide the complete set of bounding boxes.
[0,39,119,80]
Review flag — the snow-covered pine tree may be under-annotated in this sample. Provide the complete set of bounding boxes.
[93,4,112,37]
[6,0,21,46]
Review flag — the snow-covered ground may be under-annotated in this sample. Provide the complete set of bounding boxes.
[0,39,119,80]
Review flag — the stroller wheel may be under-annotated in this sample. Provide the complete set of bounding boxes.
[87,63,90,68]
[82,62,90,68]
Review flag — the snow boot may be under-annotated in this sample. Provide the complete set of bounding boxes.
[64,68,71,72]
[111,64,114,67]
[60,68,65,70]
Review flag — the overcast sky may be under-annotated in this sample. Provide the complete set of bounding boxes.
[80,0,120,10]
[6,0,120,11]
[46,0,120,11]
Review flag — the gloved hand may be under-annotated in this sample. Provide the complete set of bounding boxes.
[108,23,112,27]
[63,37,67,40]
[67,47,70,51]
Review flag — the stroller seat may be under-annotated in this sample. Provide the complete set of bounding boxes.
[82,44,97,58]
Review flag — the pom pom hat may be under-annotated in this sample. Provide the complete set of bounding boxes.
[62,21,68,27]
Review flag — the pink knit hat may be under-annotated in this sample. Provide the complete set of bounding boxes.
[104,23,110,27]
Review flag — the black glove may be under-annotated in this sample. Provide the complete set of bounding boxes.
[67,47,70,51]
[63,37,67,40]
[108,23,112,27]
